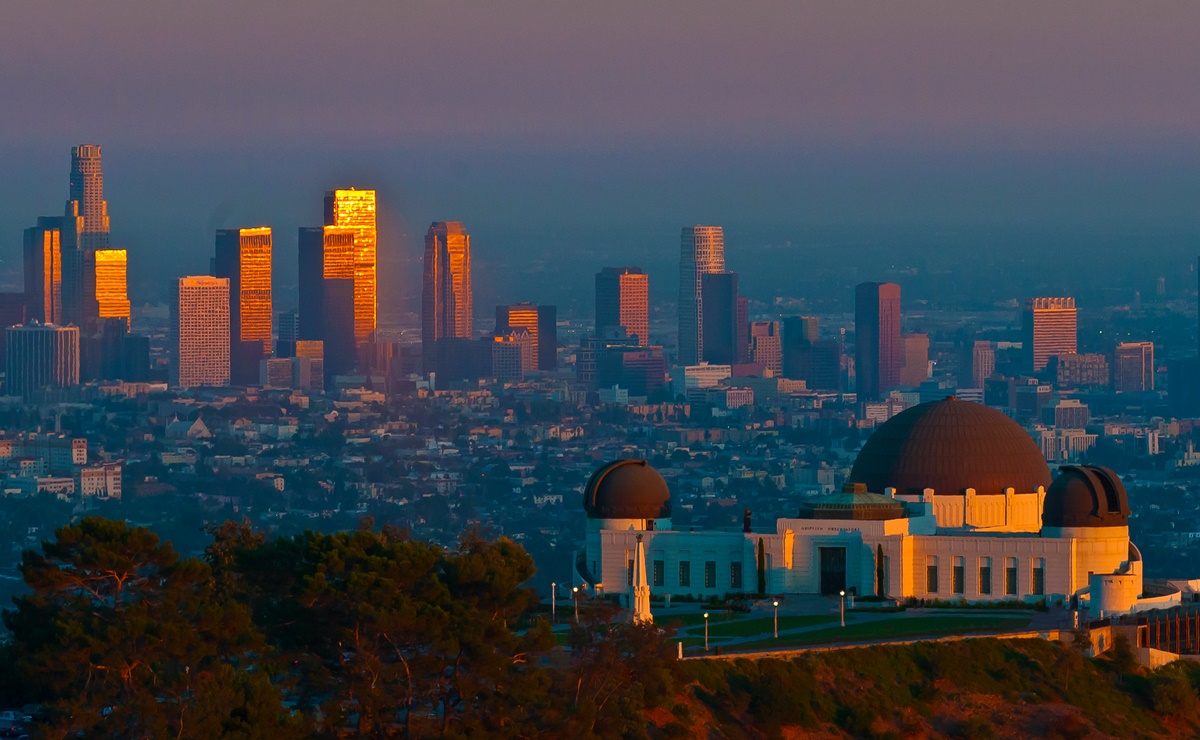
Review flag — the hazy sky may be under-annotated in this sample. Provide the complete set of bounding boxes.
[2,1,1200,313]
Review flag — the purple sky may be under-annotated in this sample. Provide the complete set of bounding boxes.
[2,1,1200,311]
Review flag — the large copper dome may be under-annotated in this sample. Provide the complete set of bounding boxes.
[583,459,672,519]
[849,398,1051,496]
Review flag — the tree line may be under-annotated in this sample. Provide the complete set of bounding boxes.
[0,517,676,738]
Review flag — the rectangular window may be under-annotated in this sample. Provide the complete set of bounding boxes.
[704,560,717,589]
[653,560,664,587]
[730,562,743,590]
[926,556,939,594]
[627,558,634,586]
[979,557,992,596]
[679,560,691,588]
[952,556,965,595]
[1005,557,1018,596]
[1032,558,1045,595]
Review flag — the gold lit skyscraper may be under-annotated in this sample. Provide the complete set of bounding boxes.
[595,266,649,346]
[298,226,357,379]
[94,249,130,330]
[679,226,725,365]
[422,222,473,365]
[324,189,377,344]
[214,228,273,385]
[1022,297,1077,372]
[23,218,63,324]
[65,144,110,251]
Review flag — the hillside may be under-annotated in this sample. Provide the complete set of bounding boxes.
[661,638,1200,739]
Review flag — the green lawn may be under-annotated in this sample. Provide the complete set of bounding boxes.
[734,615,1033,651]
[701,614,838,638]
[658,611,747,628]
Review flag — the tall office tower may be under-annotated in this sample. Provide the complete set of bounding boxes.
[277,310,300,344]
[495,302,557,371]
[749,321,782,376]
[0,295,26,369]
[5,323,80,397]
[700,272,739,365]
[93,249,130,329]
[214,228,273,384]
[298,226,356,379]
[324,189,377,344]
[1113,341,1155,393]
[65,144,111,251]
[595,267,649,346]
[678,225,725,365]
[785,316,819,345]
[1023,297,1077,372]
[23,218,63,324]
[959,340,995,389]
[422,222,473,369]
[899,333,930,387]
[171,276,230,388]
[854,282,902,399]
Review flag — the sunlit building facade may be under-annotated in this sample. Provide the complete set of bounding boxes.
[298,226,356,379]
[214,228,272,384]
[422,222,473,370]
[93,249,130,330]
[678,226,725,365]
[171,276,230,388]
[1113,341,1155,393]
[495,302,557,371]
[324,189,377,344]
[23,217,63,324]
[1023,297,1077,372]
[65,144,110,251]
[595,267,649,347]
[855,282,902,399]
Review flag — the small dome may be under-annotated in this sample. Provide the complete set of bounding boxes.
[849,397,1052,496]
[1042,465,1130,528]
[583,459,672,520]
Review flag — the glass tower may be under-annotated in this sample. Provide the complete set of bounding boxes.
[324,189,377,345]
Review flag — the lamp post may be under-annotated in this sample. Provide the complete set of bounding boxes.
[573,586,580,624]
[703,612,710,651]
[551,581,556,624]
[773,600,779,638]
[839,590,846,628]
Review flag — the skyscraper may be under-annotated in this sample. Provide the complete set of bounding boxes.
[701,272,740,365]
[1113,341,1155,393]
[899,333,930,387]
[171,276,230,388]
[855,282,902,400]
[959,340,995,389]
[595,267,649,346]
[6,323,80,398]
[422,222,473,370]
[678,225,725,365]
[750,321,782,376]
[214,228,272,384]
[23,217,63,324]
[496,303,557,372]
[94,249,130,329]
[298,226,356,379]
[65,144,110,252]
[1023,297,1077,372]
[324,189,377,344]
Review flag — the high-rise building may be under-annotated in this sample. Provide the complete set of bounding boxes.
[94,249,130,329]
[958,340,996,389]
[324,189,377,344]
[422,222,473,370]
[678,225,725,365]
[65,144,110,252]
[855,282,902,400]
[171,276,230,388]
[214,228,273,384]
[899,333,930,387]
[495,303,557,371]
[1113,342,1155,393]
[1051,353,1109,389]
[595,267,649,347]
[1023,297,1077,372]
[23,217,63,324]
[6,323,80,397]
[785,316,819,345]
[277,310,300,345]
[700,272,740,365]
[749,321,782,376]
[298,226,356,379]
[491,332,529,383]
